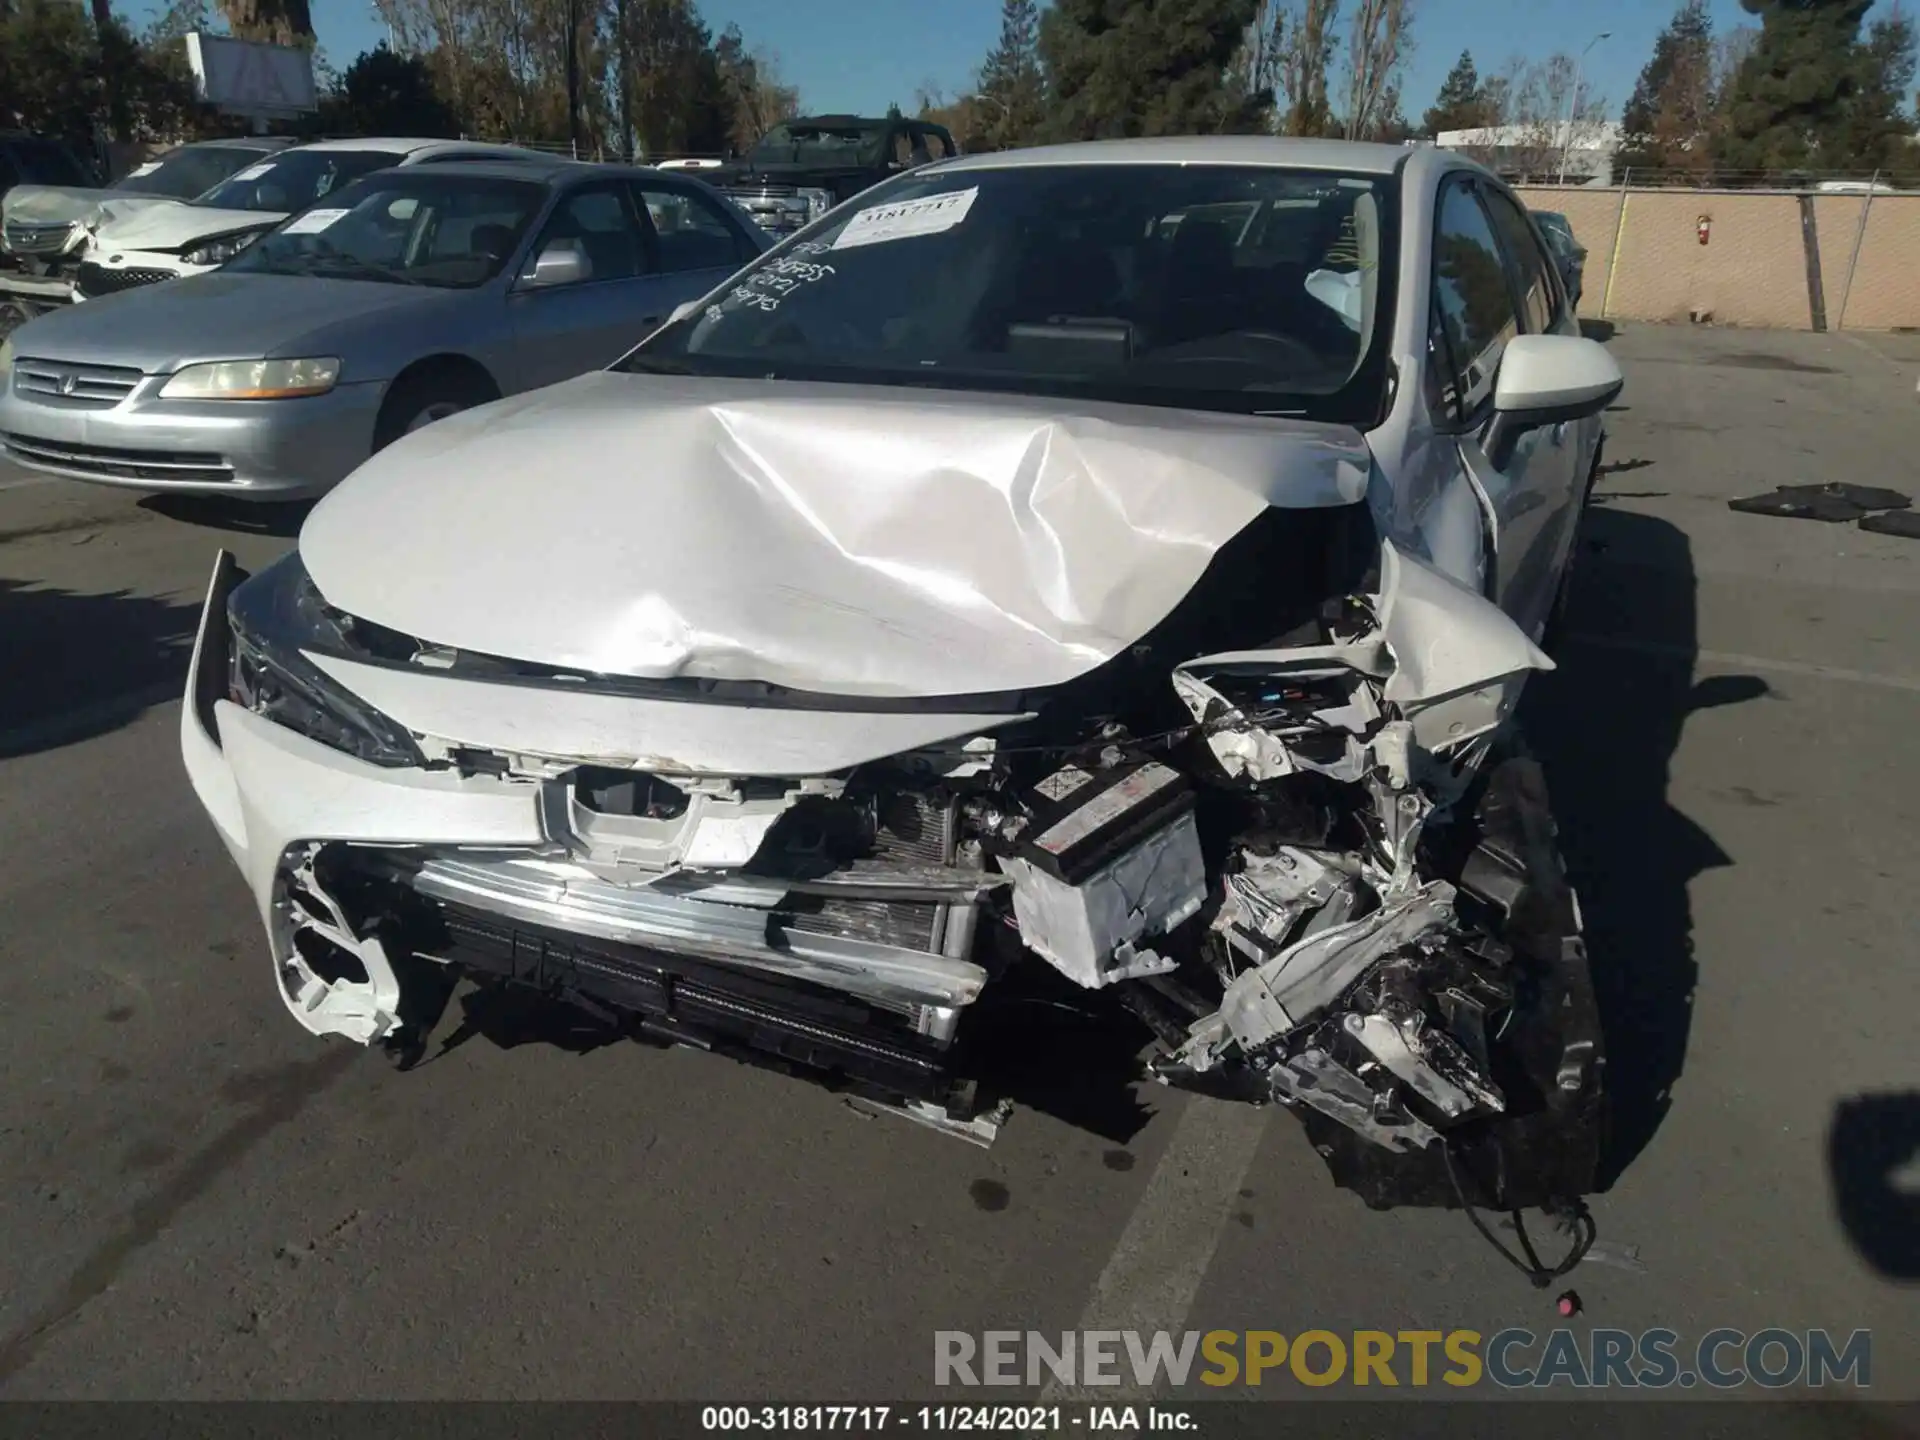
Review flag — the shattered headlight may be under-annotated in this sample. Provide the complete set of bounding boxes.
[226,551,425,769]
[161,357,340,400]
[182,230,265,267]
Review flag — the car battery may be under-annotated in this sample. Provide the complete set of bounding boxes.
[996,758,1208,989]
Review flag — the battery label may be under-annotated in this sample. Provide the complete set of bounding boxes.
[1033,764,1181,857]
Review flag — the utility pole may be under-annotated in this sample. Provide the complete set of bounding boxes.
[564,0,585,159]
[1558,31,1611,186]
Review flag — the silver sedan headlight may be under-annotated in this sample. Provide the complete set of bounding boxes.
[227,551,424,769]
[160,356,340,400]
[797,187,834,221]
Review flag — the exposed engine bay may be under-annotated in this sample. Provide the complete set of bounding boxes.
[217,500,1605,1218]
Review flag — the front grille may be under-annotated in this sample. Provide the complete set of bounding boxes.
[2,221,76,256]
[12,357,143,408]
[2,432,233,484]
[428,901,961,1106]
[75,262,176,297]
[723,186,808,232]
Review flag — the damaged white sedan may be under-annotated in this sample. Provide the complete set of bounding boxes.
[182,137,1620,1213]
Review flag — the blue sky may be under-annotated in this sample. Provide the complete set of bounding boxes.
[130,0,1884,121]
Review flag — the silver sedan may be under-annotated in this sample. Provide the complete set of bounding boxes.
[0,157,768,499]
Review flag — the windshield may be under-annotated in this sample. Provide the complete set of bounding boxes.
[750,121,889,168]
[223,173,546,287]
[619,164,1397,423]
[113,144,275,198]
[194,148,406,214]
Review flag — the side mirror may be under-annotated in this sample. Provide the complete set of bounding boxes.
[667,299,701,325]
[1482,334,1622,469]
[518,238,590,290]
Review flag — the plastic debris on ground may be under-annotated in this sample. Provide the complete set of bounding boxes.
[1727,482,1912,524]
[1859,509,1920,539]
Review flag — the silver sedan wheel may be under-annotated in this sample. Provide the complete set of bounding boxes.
[405,399,468,434]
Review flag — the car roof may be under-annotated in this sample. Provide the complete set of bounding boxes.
[182,137,293,151]
[360,156,661,185]
[934,135,1419,177]
[290,137,531,158]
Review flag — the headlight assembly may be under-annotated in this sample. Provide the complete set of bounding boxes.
[0,334,14,380]
[182,231,265,267]
[227,551,424,769]
[797,187,834,222]
[161,356,340,400]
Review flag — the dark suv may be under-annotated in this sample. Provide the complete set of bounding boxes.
[0,134,98,203]
[708,114,959,236]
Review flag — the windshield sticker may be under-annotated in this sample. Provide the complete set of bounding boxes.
[832,187,976,251]
[230,163,274,183]
[282,207,349,236]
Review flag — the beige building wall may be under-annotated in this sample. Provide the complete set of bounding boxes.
[1831,196,1920,330]
[1512,184,1920,331]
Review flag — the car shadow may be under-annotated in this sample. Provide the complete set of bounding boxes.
[1829,1092,1920,1280]
[1525,506,1762,1191]
[0,578,199,759]
[139,493,312,538]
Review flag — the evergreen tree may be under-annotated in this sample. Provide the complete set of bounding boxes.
[1040,0,1268,140]
[1618,0,1715,176]
[1421,49,1492,135]
[1717,0,1906,175]
[978,0,1046,148]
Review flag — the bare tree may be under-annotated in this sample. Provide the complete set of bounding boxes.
[1342,0,1411,140]
[1481,51,1607,180]
[1231,0,1285,109]
[1277,0,1340,136]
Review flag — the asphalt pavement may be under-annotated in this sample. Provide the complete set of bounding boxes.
[0,324,1916,1407]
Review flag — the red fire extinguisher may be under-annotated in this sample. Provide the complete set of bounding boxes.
[1697,214,1711,245]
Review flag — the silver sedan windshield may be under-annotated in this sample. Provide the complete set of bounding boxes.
[224,173,547,288]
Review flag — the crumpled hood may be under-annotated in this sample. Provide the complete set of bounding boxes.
[301,372,1371,700]
[93,204,280,253]
[1,185,185,236]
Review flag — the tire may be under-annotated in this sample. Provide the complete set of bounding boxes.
[372,368,497,453]
[0,297,41,345]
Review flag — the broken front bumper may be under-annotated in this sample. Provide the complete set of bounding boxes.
[181,554,992,1110]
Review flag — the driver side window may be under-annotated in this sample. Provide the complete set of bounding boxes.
[1429,180,1522,424]
[525,184,643,286]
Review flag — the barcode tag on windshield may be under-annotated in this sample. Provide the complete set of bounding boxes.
[230,163,274,183]
[282,207,348,236]
[832,187,977,251]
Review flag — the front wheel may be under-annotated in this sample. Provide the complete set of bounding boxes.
[372,369,497,453]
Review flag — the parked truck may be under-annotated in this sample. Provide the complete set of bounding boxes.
[700,113,959,236]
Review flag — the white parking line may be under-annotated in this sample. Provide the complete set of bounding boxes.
[1568,632,1920,694]
[1039,1098,1271,1406]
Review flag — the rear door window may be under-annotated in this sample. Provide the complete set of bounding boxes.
[632,183,758,272]
[1479,184,1563,333]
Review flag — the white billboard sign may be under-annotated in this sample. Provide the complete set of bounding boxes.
[184,33,318,118]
